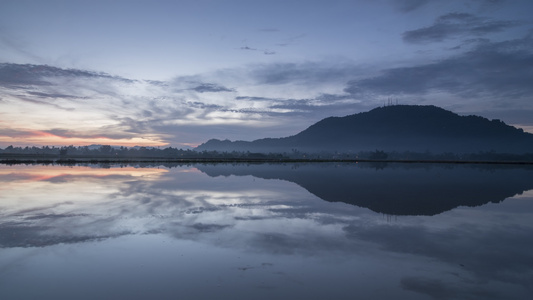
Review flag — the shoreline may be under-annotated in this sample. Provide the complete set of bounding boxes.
[1,156,533,165]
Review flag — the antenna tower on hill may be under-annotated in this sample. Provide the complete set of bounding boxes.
[384,98,399,107]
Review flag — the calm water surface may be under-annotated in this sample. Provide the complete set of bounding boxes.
[1,163,532,299]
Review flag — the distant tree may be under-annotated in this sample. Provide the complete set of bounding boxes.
[369,150,388,160]
[59,148,68,156]
[99,145,112,154]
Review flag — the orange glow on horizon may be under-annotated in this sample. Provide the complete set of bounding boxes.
[0,132,169,148]
[179,142,201,148]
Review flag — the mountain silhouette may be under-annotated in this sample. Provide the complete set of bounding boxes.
[197,105,533,154]
[197,162,533,216]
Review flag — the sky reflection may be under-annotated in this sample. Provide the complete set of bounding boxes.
[1,163,532,299]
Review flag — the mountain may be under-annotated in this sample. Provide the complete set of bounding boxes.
[196,105,533,154]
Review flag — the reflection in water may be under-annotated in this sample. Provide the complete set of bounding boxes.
[0,163,532,300]
[198,162,533,215]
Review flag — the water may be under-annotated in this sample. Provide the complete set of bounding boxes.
[1,162,532,299]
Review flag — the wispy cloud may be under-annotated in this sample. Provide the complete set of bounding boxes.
[0,63,133,87]
[275,33,306,47]
[246,61,368,85]
[27,91,82,99]
[403,12,523,43]
[190,83,235,93]
[240,46,258,51]
[240,46,277,55]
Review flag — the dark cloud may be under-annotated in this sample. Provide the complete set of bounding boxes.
[190,223,232,233]
[45,128,133,140]
[235,96,278,101]
[0,126,135,141]
[240,46,258,51]
[190,83,235,93]
[9,94,76,111]
[145,80,168,87]
[345,36,533,102]
[315,93,353,102]
[240,46,276,55]
[403,12,522,43]
[449,37,491,50]
[27,91,81,99]
[186,101,224,109]
[0,128,39,138]
[142,110,153,117]
[0,63,134,88]
[24,213,89,220]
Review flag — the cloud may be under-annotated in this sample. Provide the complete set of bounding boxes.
[3,30,530,147]
[10,94,76,111]
[276,34,306,47]
[0,63,133,88]
[0,127,137,143]
[240,46,258,51]
[0,63,182,145]
[44,128,132,140]
[27,91,82,99]
[187,101,224,109]
[240,46,276,55]
[190,83,235,93]
[403,12,522,43]
[247,61,368,85]
[0,128,44,138]
[235,96,277,101]
[345,36,533,106]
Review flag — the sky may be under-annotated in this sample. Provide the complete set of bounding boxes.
[1,0,532,148]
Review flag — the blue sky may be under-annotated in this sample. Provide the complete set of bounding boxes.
[1,0,532,147]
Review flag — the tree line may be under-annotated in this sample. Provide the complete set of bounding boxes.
[1,145,532,162]
[0,145,286,159]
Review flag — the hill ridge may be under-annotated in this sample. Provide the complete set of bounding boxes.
[197,105,533,154]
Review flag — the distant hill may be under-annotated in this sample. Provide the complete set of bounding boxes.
[196,105,533,154]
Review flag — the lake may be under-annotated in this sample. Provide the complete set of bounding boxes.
[1,162,532,299]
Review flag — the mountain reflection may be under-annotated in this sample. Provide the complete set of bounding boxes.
[197,162,533,215]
